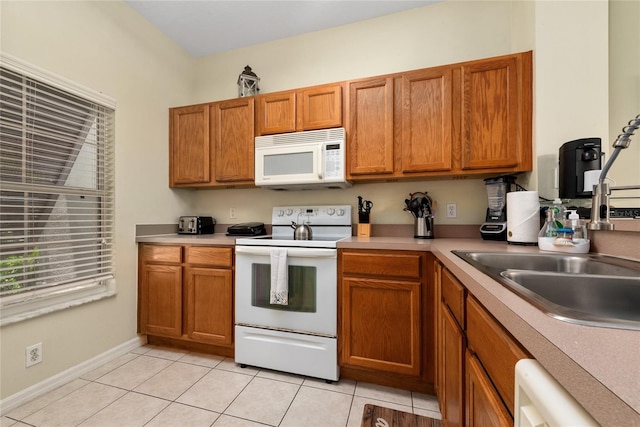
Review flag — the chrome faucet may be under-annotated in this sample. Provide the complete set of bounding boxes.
[588,114,640,231]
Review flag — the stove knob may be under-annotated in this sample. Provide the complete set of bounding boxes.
[337,208,345,216]
[327,208,335,215]
[277,209,285,217]
[286,209,293,216]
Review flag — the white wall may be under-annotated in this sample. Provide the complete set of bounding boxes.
[534,1,609,202]
[0,1,195,399]
[609,0,640,196]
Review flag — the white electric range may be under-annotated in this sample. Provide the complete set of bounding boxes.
[234,205,352,381]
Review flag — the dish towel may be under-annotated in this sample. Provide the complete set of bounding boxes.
[270,248,288,305]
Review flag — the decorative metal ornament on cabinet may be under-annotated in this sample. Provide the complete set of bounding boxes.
[237,65,260,97]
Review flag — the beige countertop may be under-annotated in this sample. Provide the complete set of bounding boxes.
[135,233,238,245]
[137,233,640,425]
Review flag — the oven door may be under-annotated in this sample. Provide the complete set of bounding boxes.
[235,245,337,336]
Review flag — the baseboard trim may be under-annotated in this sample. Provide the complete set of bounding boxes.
[0,335,147,415]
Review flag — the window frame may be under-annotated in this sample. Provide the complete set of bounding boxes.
[0,53,117,326]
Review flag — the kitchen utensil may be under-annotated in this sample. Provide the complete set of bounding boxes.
[357,196,373,223]
[291,221,312,240]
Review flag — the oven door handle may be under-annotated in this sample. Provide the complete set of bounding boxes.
[235,246,337,258]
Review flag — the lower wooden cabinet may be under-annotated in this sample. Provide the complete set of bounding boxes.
[440,302,465,427]
[465,350,512,427]
[138,244,234,351]
[185,266,233,345]
[436,263,529,426]
[339,249,434,392]
[140,263,182,338]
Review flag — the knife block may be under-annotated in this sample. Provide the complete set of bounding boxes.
[357,223,371,237]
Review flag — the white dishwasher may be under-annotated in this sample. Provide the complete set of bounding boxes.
[515,359,599,427]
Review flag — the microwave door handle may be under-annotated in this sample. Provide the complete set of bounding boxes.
[317,146,324,179]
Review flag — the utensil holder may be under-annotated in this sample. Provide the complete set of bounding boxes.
[414,217,434,239]
[357,223,371,237]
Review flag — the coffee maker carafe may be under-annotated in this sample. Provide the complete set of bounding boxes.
[480,175,516,240]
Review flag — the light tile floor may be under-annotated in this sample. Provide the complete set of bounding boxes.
[2,345,441,427]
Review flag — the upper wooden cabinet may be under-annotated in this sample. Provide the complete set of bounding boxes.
[256,83,343,135]
[212,98,255,183]
[169,104,210,185]
[168,51,532,187]
[401,66,454,174]
[169,98,254,188]
[346,51,532,181]
[346,77,395,176]
[460,52,532,172]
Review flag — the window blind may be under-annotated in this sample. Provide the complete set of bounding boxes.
[0,60,115,305]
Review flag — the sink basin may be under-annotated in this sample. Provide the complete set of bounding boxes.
[502,271,640,330]
[453,251,640,330]
[454,251,640,277]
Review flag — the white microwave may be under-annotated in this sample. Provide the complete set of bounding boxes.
[254,127,350,190]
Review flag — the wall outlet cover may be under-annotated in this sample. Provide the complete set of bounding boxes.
[26,343,42,367]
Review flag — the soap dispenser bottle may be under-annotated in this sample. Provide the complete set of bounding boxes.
[539,209,559,238]
[552,198,565,222]
[567,209,587,241]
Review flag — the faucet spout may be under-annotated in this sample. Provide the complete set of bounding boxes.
[588,114,640,231]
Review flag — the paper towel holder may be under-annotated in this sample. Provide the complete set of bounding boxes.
[506,190,540,246]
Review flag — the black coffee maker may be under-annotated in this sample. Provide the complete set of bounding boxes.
[559,138,602,199]
[480,175,516,241]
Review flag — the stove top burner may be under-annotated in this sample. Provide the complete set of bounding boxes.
[235,205,352,248]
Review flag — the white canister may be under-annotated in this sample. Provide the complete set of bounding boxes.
[507,191,540,245]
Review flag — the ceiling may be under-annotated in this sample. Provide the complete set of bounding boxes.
[125,1,436,57]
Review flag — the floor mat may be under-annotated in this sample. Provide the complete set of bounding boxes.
[361,404,443,427]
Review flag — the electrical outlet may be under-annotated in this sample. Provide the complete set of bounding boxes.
[26,343,42,367]
[446,203,457,218]
[229,207,237,219]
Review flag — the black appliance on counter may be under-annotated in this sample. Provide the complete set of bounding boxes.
[559,138,602,199]
[178,216,215,234]
[227,222,266,236]
[480,175,516,241]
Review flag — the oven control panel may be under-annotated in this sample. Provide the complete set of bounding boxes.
[273,205,352,226]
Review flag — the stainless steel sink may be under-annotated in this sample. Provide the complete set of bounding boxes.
[453,251,640,330]
[456,251,640,277]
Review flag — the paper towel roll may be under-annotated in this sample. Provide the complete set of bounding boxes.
[507,191,540,245]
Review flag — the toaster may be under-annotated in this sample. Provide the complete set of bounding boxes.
[178,216,215,234]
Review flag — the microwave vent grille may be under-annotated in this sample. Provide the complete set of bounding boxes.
[256,127,345,147]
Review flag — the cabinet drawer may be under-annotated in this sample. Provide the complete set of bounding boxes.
[466,296,528,416]
[442,267,465,327]
[141,245,182,263]
[185,246,233,267]
[342,251,422,280]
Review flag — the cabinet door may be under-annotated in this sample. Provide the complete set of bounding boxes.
[140,264,182,337]
[169,104,210,185]
[341,277,421,376]
[297,84,342,131]
[460,52,532,171]
[212,98,255,183]
[185,267,233,345]
[256,91,296,135]
[440,304,465,427]
[401,67,453,173]
[466,350,512,427]
[466,296,528,415]
[346,77,394,176]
